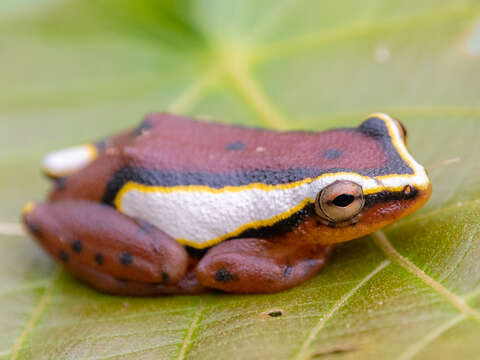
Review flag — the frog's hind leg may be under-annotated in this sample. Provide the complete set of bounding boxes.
[195,238,334,293]
[22,200,204,295]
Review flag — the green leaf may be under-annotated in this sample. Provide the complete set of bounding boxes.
[2,1,480,359]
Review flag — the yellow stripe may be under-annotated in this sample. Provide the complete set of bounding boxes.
[85,143,99,162]
[114,171,367,200]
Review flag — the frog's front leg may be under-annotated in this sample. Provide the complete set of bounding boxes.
[196,238,334,293]
[22,200,204,295]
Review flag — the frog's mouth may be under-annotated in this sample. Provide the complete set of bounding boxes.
[364,184,420,208]
[362,182,432,227]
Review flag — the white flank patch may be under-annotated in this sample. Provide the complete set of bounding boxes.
[42,145,97,178]
[116,114,431,248]
[118,174,379,248]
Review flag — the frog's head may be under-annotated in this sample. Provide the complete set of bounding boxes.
[298,113,432,244]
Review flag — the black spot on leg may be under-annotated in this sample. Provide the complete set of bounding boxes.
[284,265,292,277]
[162,272,170,283]
[226,141,246,151]
[323,149,343,159]
[59,250,69,262]
[71,239,82,253]
[94,253,104,265]
[120,252,133,266]
[215,268,238,282]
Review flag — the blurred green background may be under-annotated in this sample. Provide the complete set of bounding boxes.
[1,1,480,359]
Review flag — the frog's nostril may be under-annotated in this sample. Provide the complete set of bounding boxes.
[403,185,413,196]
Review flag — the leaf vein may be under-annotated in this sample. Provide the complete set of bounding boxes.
[9,268,61,360]
[372,231,480,322]
[396,314,466,360]
[293,259,391,360]
[223,53,290,129]
[0,279,50,298]
[168,69,219,113]
[177,301,205,360]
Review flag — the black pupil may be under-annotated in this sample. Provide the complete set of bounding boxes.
[333,194,355,207]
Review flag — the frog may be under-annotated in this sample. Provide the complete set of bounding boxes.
[22,112,431,296]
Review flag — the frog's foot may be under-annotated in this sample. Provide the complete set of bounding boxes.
[195,238,334,293]
[22,200,195,295]
[69,264,205,296]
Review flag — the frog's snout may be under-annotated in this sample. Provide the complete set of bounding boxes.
[415,182,433,209]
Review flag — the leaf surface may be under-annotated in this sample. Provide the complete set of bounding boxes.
[1,1,480,359]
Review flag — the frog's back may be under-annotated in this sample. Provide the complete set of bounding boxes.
[117,113,391,186]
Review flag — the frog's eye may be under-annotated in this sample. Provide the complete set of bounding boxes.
[315,181,365,223]
[391,118,408,144]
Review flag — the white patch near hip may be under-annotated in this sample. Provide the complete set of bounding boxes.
[42,145,97,178]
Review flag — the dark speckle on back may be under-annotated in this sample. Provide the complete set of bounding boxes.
[226,141,246,151]
[323,149,343,159]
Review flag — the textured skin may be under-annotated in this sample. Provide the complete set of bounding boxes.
[23,113,432,295]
